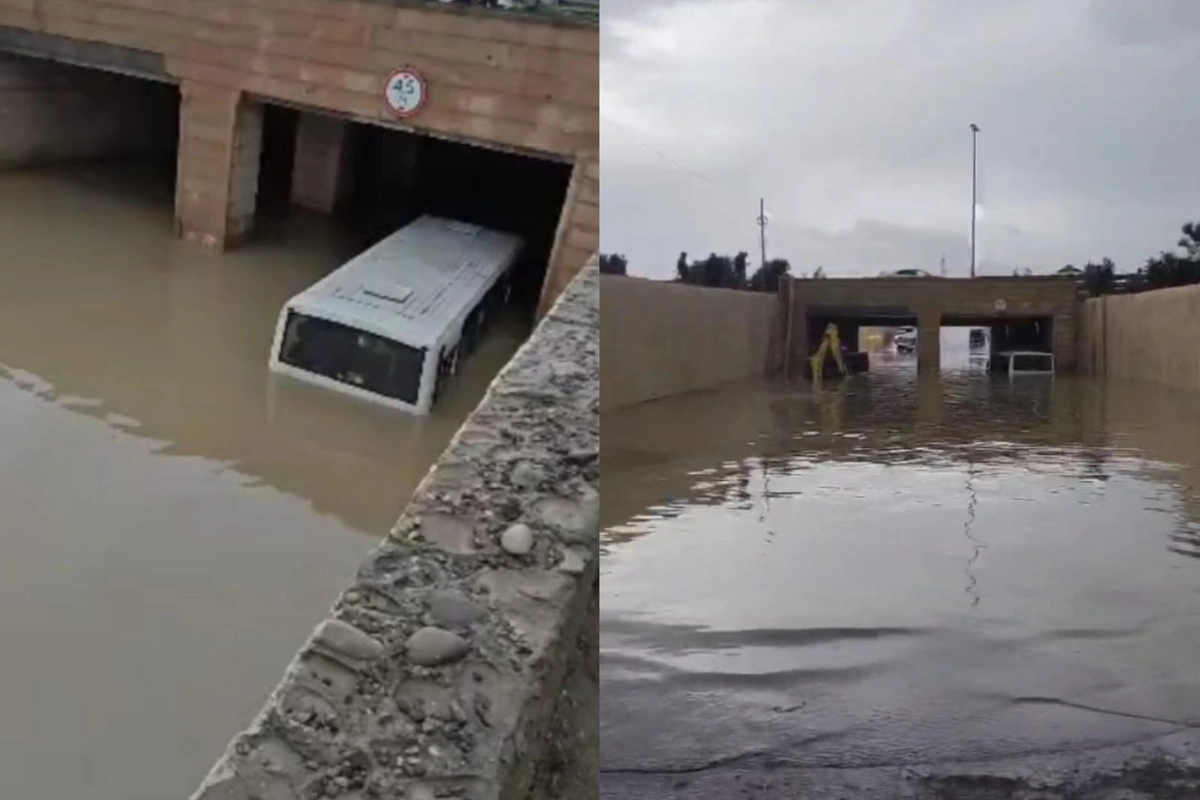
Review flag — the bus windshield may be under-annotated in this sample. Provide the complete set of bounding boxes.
[278,312,426,405]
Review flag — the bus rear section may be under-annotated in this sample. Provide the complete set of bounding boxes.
[267,216,523,414]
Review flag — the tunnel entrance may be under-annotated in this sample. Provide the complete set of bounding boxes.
[801,307,1056,377]
[252,105,574,320]
[805,307,917,356]
[0,52,179,196]
[942,314,1054,356]
[938,324,992,371]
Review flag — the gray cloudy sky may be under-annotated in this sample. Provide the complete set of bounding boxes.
[600,0,1200,279]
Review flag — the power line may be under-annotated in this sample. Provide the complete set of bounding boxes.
[601,114,727,187]
[601,114,810,264]
[601,114,786,216]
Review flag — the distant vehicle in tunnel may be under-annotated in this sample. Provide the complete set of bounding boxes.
[969,328,987,349]
[268,215,523,414]
[894,326,917,353]
[991,350,1055,376]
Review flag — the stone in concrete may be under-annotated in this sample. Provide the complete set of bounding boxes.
[188,260,598,800]
[500,522,535,555]
[510,459,548,489]
[311,619,384,663]
[532,487,600,545]
[405,626,470,667]
[558,546,588,576]
[417,513,477,554]
[427,589,485,630]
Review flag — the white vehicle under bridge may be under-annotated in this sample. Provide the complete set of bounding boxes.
[268,215,523,415]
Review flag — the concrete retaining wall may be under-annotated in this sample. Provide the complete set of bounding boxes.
[1079,284,1200,391]
[189,260,598,800]
[600,275,778,411]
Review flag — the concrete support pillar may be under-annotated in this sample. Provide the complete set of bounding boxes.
[227,101,263,242]
[539,156,598,318]
[791,305,809,378]
[916,373,943,426]
[1052,312,1076,372]
[917,308,941,373]
[175,81,262,249]
[290,112,353,214]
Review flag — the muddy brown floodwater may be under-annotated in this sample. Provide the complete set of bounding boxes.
[601,336,1200,799]
[0,164,527,800]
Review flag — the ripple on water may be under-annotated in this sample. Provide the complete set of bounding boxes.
[601,363,1200,772]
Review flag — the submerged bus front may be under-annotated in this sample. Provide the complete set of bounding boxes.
[267,216,523,414]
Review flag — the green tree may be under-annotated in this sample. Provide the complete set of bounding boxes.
[599,253,628,276]
[749,258,791,292]
[1081,258,1115,296]
[1142,221,1200,289]
[691,253,737,288]
[1179,221,1200,259]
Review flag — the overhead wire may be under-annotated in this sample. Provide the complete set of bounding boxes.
[601,113,814,248]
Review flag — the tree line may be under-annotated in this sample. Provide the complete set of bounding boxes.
[598,251,823,292]
[600,219,1200,297]
[1070,220,1200,296]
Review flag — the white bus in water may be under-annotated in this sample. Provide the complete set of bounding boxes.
[268,215,523,415]
[990,350,1055,376]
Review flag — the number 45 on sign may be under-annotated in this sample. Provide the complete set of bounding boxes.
[384,68,427,119]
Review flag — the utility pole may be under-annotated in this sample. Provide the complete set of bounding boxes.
[970,123,979,278]
[756,198,768,270]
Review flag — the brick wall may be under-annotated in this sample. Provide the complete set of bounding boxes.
[0,0,598,309]
[782,277,1081,372]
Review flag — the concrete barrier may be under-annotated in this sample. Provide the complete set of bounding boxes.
[1079,284,1200,391]
[600,275,778,411]
[189,261,598,800]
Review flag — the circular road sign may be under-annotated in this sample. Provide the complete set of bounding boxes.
[384,68,427,119]
[994,298,1008,312]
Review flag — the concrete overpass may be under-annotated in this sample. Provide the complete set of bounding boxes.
[0,0,598,315]
[781,275,1081,373]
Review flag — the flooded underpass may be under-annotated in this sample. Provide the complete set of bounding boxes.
[600,336,1200,799]
[0,164,528,799]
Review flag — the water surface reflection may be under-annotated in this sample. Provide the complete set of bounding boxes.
[0,164,525,799]
[601,360,1200,778]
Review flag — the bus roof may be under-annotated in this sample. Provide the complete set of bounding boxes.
[996,350,1053,358]
[286,215,523,347]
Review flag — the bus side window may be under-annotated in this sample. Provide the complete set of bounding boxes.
[432,349,445,405]
[460,303,483,358]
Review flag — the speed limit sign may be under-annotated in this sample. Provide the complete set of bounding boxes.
[994,298,1007,312]
[383,68,427,119]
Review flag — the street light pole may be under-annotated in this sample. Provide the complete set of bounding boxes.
[757,197,768,270]
[970,123,979,278]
